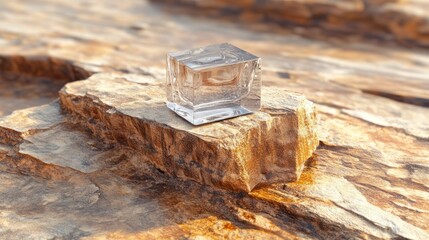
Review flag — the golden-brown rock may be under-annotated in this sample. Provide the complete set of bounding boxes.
[59,73,318,192]
[0,0,429,239]
[153,0,429,47]
[0,102,64,144]
[0,55,91,117]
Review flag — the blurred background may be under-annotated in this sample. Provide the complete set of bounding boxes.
[0,0,428,118]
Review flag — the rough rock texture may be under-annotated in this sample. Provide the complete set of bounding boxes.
[153,0,429,47]
[59,73,318,192]
[0,56,91,117]
[0,0,429,239]
[0,102,64,144]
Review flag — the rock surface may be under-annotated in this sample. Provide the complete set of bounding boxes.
[0,0,428,239]
[59,73,318,192]
[0,56,90,117]
[153,0,429,47]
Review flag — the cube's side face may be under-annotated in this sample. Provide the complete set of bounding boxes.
[238,58,261,113]
[193,58,261,109]
[166,54,196,123]
[166,54,175,104]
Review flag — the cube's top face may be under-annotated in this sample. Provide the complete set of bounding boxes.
[168,43,259,71]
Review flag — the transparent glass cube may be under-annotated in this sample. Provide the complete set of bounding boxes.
[166,43,261,125]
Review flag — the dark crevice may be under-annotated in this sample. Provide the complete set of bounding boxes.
[0,55,91,82]
[0,55,92,117]
[362,89,429,108]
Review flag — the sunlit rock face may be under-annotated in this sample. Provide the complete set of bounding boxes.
[59,73,318,192]
[0,0,429,239]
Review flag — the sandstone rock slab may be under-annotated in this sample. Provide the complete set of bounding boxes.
[1,0,428,238]
[59,73,318,192]
[0,101,64,145]
[153,0,429,47]
[0,103,317,240]
[19,124,123,173]
[0,55,91,117]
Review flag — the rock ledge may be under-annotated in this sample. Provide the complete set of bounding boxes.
[59,73,318,192]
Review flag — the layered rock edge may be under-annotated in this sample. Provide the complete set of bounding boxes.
[1,99,428,239]
[59,73,319,192]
